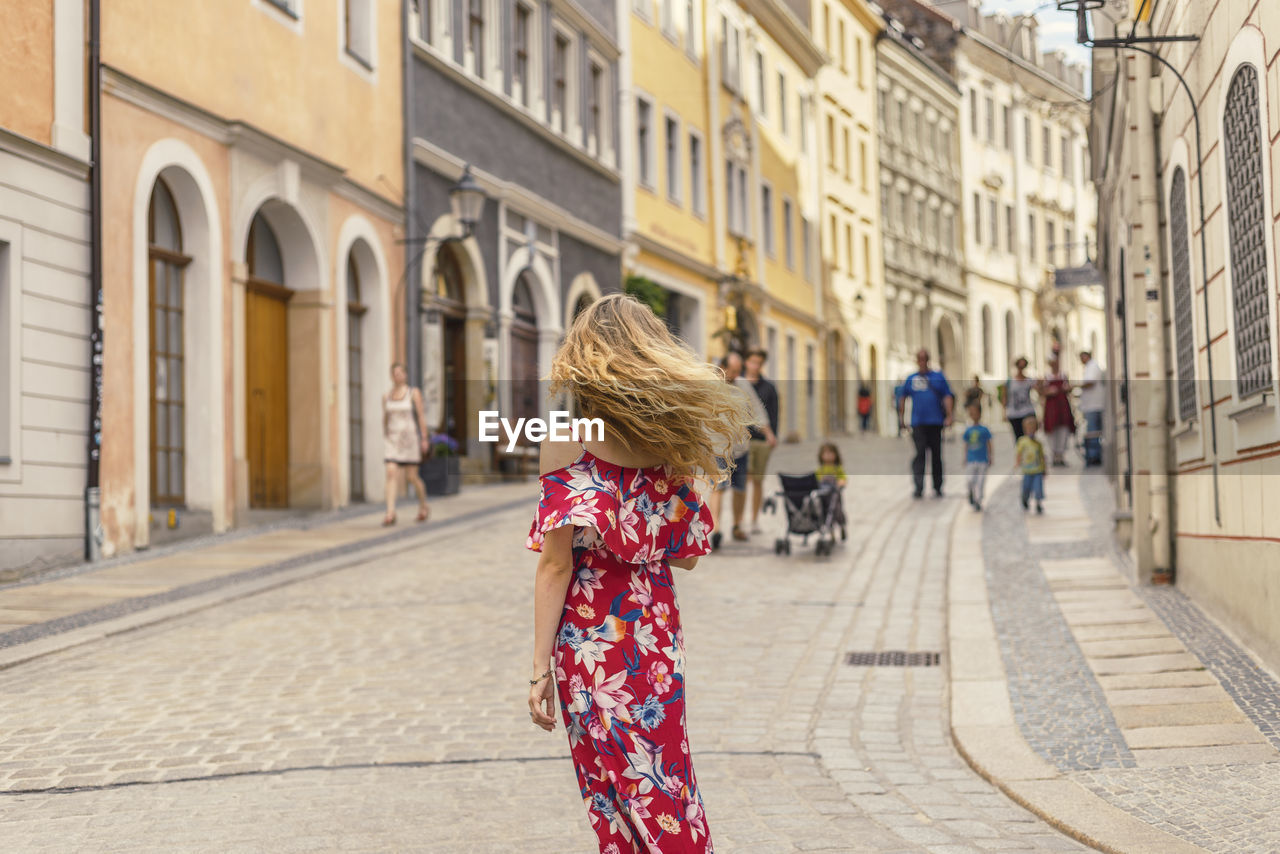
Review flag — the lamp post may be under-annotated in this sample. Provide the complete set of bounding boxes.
[403,164,488,390]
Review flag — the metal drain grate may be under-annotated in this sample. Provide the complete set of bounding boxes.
[844,651,941,667]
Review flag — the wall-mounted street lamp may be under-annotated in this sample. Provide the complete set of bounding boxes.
[448,164,486,238]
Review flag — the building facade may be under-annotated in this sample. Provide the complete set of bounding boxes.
[810,0,885,434]
[97,0,406,557]
[884,0,1104,394]
[409,0,623,473]
[0,1,93,570]
[1090,0,1280,669]
[875,16,964,415]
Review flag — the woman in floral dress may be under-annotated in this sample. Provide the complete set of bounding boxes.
[527,295,755,853]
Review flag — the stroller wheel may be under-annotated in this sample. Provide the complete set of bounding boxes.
[815,540,827,557]
[763,497,776,514]
[774,539,784,555]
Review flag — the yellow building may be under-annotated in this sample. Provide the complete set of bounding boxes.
[99,0,404,557]
[623,0,828,441]
[811,0,884,432]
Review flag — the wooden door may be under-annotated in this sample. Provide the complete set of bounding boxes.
[442,315,467,448]
[246,283,291,507]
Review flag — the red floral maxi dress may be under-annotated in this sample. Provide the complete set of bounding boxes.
[527,448,716,854]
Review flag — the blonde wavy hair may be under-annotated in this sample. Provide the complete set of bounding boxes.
[549,294,755,481]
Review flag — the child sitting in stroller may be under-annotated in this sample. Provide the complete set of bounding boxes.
[815,442,847,488]
[768,443,848,556]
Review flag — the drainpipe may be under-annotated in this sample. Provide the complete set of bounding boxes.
[1133,33,1171,580]
[402,0,421,389]
[84,0,103,562]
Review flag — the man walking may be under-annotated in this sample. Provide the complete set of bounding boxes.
[743,348,779,533]
[1079,350,1104,467]
[897,349,954,498]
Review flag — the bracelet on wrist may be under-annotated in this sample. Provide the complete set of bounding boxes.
[528,667,553,686]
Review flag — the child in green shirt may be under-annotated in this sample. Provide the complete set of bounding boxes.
[815,443,847,487]
[1016,415,1046,514]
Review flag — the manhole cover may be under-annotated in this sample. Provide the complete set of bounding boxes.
[844,651,941,667]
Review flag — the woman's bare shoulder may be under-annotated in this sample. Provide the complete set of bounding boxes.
[539,440,582,475]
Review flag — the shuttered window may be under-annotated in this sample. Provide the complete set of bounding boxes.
[1168,168,1197,422]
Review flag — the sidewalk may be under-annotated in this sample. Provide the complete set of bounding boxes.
[950,467,1280,853]
[0,481,534,670]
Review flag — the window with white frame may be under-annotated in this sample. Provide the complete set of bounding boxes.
[984,94,995,144]
[411,0,434,46]
[720,17,741,91]
[783,197,794,268]
[466,0,485,77]
[1002,103,1011,149]
[1024,115,1033,162]
[1005,204,1014,254]
[845,222,854,273]
[969,89,978,136]
[1041,122,1052,170]
[799,95,808,150]
[862,234,871,283]
[689,131,705,216]
[761,183,775,256]
[343,0,374,68]
[825,114,836,169]
[633,0,649,19]
[263,0,300,19]
[551,31,572,135]
[829,214,839,267]
[1061,133,1073,180]
[842,127,851,180]
[660,0,675,38]
[972,193,981,245]
[587,60,604,156]
[513,3,534,107]
[637,97,654,188]
[855,36,864,87]
[684,0,695,53]
[665,114,682,203]
[822,3,830,50]
[837,19,846,71]
[1027,211,1037,260]
[859,140,867,191]
[1045,218,1056,265]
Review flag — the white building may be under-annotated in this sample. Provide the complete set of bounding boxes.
[0,4,92,571]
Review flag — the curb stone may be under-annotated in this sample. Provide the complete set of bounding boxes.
[945,474,1210,854]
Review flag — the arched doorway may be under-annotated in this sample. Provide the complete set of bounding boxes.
[936,316,960,377]
[510,274,541,428]
[433,244,468,447]
[572,293,593,321]
[148,179,190,508]
[346,253,367,502]
[245,212,291,508]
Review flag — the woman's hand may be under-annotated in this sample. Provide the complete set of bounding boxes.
[669,556,699,571]
[420,436,429,454]
[528,673,557,731]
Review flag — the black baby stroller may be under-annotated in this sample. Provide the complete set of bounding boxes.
[765,473,847,556]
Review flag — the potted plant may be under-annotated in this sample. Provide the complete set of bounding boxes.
[420,433,461,496]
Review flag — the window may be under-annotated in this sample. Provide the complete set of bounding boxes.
[916,198,925,237]
[148,179,190,505]
[877,92,887,131]
[755,50,766,115]
[1002,103,1012,149]
[660,0,675,37]
[859,141,867,190]
[1224,64,1273,398]
[988,197,998,249]
[720,17,741,91]
[689,131,705,216]
[862,234,871,283]
[969,89,979,136]
[467,0,485,77]
[826,114,836,169]
[1061,134,1073,180]
[842,127,851,180]
[845,222,854,273]
[984,94,995,143]
[778,73,788,135]
[838,19,847,70]
[822,3,831,51]
[761,183,775,256]
[829,214,839,266]
[1064,226,1074,265]
[264,0,299,18]
[1005,311,1017,367]
[586,61,604,156]
[1027,211,1037,260]
[665,115,681,202]
[552,33,570,134]
[1041,122,1052,169]
[972,193,981,244]
[413,0,433,44]
[1045,218,1056,266]
[343,0,373,68]
[783,198,795,268]
[982,305,993,373]
[726,160,749,236]
[1005,204,1014,254]
[942,211,955,254]
[637,98,653,187]
[513,4,532,106]
[684,0,695,53]
[802,217,814,281]
[855,37,864,87]
[1024,115,1033,162]
[799,96,808,150]
[1169,168,1197,421]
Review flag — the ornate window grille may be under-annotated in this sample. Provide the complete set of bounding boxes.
[1169,168,1197,421]
[1223,64,1273,399]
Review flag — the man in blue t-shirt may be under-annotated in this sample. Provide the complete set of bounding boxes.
[896,349,955,498]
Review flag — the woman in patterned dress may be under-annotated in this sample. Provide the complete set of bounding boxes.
[382,362,430,526]
[527,295,756,853]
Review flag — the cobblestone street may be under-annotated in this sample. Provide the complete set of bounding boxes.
[0,437,1088,852]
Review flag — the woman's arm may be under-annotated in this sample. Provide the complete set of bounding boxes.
[529,524,573,731]
[382,394,389,437]
[411,388,429,451]
[669,555,699,571]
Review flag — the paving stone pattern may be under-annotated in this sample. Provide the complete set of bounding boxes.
[981,477,1137,772]
[0,436,1083,852]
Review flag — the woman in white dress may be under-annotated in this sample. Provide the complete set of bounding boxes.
[382,363,430,526]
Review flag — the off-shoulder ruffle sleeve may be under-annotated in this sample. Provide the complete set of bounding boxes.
[526,466,714,563]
